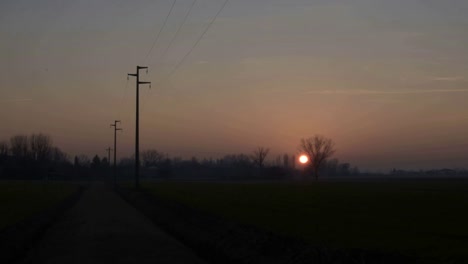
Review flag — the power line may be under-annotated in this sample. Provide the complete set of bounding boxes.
[143,0,225,107]
[143,0,178,62]
[166,0,229,78]
[142,0,197,106]
[157,0,198,65]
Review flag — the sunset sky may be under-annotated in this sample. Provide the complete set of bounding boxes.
[1,0,468,171]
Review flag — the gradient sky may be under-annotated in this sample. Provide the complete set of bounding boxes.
[1,0,468,171]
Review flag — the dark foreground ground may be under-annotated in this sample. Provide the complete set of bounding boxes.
[118,185,411,264]
[121,179,468,264]
[5,178,467,263]
[18,183,205,264]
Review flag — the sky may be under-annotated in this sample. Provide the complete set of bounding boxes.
[1,0,468,171]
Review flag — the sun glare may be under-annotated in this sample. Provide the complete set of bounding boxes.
[299,155,309,164]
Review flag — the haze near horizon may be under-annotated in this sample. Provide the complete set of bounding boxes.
[1,0,468,171]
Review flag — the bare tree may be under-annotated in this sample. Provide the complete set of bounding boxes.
[223,154,252,167]
[75,154,91,168]
[299,135,336,180]
[283,154,289,168]
[101,157,110,167]
[141,149,165,168]
[275,155,282,167]
[0,141,8,157]
[250,147,270,168]
[10,135,29,158]
[30,133,53,162]
[91,155,101,170]
[51,147,68,163]
[119,156,135,167]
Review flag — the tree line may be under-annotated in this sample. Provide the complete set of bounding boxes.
[115,135,359,180]
[0,133,71,179]
[0,133,110,180]
[0,133,359,180]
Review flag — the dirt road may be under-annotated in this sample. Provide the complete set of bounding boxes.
[20,183,206,264]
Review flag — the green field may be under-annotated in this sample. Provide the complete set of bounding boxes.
[0,181,80,230]
[144,180,468,262]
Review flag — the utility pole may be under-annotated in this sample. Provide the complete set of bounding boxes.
[106,147,112,166]
[110,120,122,185]
[127,66,151,189]
[106,147,113,183]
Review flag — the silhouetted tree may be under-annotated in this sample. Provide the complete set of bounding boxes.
[223,154,251,167]
[101,157,109,167]
[1,134,76,179]
[0,141,8,157]
[250,147,269,168]
[75,155,91,168]
[283,154,289,168]
[275,155,282,166]
[201,158,214,167]
[191,156,199,165]
[0,141,8,175]
[158,158,173,178]
[119,156,135,167]
[30,133,52,162]
[51,147,68,163]
[10,135,29,159]
[338,162,351,176]
[91,155,101,170]
[141,149,165,167]
[351,166,360,176]
[324,158,339,176]
[172,157,183,167]
[299,135,336,180]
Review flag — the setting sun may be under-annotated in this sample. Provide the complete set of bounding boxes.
[299,155,309,164]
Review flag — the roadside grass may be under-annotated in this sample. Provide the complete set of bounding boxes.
[143,180,468,262]
[0,181,80,230]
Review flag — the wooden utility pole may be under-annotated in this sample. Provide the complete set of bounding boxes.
[106,147,112,166]
[127,66,151,189]
[110,120,122,185]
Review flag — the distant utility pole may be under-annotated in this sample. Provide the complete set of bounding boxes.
[110,120,122,185]
[106,147,112,165]
[127,66,151,189]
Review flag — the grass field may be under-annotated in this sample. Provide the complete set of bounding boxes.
[144,180,468,262]
[0,181,80,230]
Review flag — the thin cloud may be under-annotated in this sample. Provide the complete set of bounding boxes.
[432,76,464,82]
[305,89,468,95]
[240,57,263,65]
[2,98,33,102]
